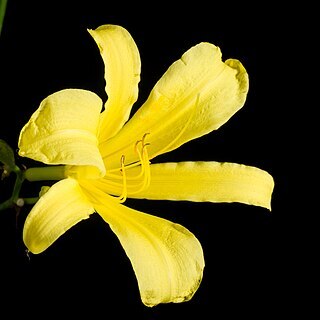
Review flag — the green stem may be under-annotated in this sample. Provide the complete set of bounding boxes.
[12,166,24,202]
[0,198,12,210]
[0,164,24,211]
[24,166,66,181]
[0,0,8,36]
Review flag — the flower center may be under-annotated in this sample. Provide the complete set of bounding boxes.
[93,133,151,204]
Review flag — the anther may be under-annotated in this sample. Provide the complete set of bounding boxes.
[120,155,126,172]
[141,132,150,144]
[118,155,127,203]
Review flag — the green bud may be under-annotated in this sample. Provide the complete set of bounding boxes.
[0,139,16,174]
[0,139,16,175]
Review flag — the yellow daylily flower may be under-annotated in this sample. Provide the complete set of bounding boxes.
[18,24,274,307]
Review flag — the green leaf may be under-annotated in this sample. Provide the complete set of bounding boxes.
[0,138,15,170]
[0,0,8,36]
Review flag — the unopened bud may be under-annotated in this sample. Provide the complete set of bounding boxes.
[16,198,25,207]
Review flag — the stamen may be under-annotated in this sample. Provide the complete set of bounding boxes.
[98,133,152,203]
[89,155,128,204]
[106,133,151,175]
[128,140,151,195]
[118,155,127,203]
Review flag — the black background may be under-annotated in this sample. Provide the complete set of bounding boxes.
[0,1,287,318]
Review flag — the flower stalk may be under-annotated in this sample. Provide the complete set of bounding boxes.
[0,164,65,211]
[24,166,66,181]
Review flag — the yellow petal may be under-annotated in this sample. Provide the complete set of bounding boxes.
[102,162,274,210]
[23,178,94,254]
[18,89,105,176]
[101,42,248,169]
[80,183,204,307]
[88,25,141,142]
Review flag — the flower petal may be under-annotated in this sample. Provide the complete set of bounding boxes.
[88,24,141,142]
[23,178,94,254]
[18,89,105,175]
[80,183,204,307]
[98,162,274,210]
[101,42,248,169]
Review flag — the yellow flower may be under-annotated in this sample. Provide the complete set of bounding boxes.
[18,24,274,307]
